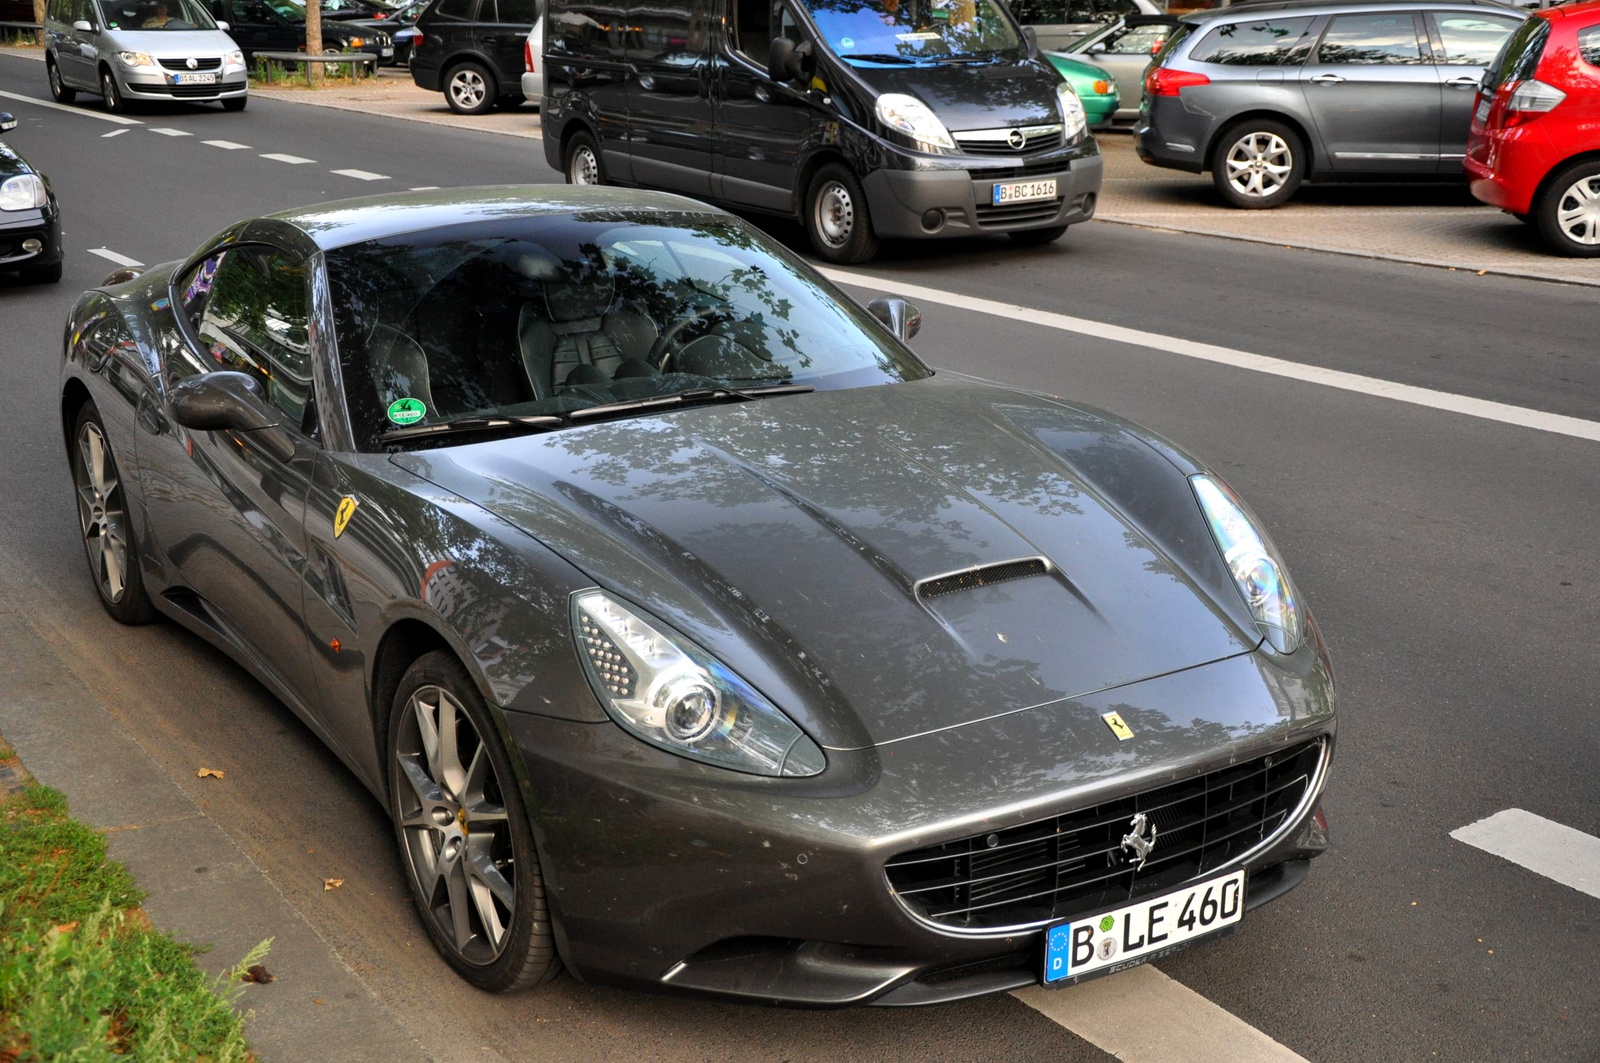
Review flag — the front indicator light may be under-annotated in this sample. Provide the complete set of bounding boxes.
[1092,79,1112,95]
[1191,474,1304,654]
[572,590,826,777]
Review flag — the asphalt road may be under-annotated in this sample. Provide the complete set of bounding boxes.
[2,53,1597,1062]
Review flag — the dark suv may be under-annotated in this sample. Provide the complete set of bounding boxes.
[410,0,538,114]
[1135,0,1526,207]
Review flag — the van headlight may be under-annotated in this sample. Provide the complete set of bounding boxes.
[1057,82,1087,140]
[0,174,48,211]
[117,50,155,67]
[226,49,244,66]
[875,92,955,153]
[572,590,827,777]
[1192,474,1304,653]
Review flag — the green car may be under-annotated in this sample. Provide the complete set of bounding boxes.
[1046,52,1120,130]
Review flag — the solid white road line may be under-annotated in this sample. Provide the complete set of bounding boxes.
[88,248,143,268]
[408,185,441,191]
[819,267,1600,446]
[330,168,389,181]
[1015,966,1308,1063]
[149,127,191,137]
[0,88,142,124]
[1452,809,1600,900]
[202,139,251,150]
[101,128,128,138]
[260,152,315,164]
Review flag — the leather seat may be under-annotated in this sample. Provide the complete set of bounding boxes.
[517,270,659,397]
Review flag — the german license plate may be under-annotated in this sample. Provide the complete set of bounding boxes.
[993,178,1057,206]
[1043,869,1244,986]
[1473,97,1490,123]
[382,46,393,55]
[174,72,217,84]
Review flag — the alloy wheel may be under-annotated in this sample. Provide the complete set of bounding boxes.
[449,68,486,111]
[1224,132,1292,200]
[814,180,855,249]
[75,422,129,605]
[102,72,119,112]
[569,145,599,185]
[49,63,63,97]
[394,684,517,966]
[1555,175,1600,247]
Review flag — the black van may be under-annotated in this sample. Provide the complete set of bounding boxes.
[540,0,1103,263]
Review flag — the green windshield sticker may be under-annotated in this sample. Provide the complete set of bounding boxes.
[387,397,426,425]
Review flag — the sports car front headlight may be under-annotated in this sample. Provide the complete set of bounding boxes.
[117,50,155,67]
[1191,474,1303,654]
[875,92,955,153]
[0,174,48,212]
[572,590,826,777]
[1057,81,1087,140]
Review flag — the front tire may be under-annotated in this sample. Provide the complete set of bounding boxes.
[48,57,77,103]
[443,61,496,115]
[100,68,127,114]
[804,162,879,265]
[1009,224,1069,246]
[388,651,560,993]
[72,403,157,625]
[1535,160,1600,258]
[564,131,603,185]
[1211,119,1304,209]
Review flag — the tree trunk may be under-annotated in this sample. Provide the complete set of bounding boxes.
[32,0,45,45]
[306,0,322,85]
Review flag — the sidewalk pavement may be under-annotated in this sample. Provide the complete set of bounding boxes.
[250,68,544,141]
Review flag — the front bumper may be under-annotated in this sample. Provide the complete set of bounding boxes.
[0,208,63,271]
[120,67,248,100]
[507,645,1335,1006]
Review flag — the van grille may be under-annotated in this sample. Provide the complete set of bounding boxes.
[974,200,1063,229]
[885,739,1324,930]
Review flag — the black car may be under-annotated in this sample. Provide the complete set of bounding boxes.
[0,114,63,286]
[203,0,393,62]
[347,0,425,63]
[410,0,538,114]
[541,0,1105,264]
[321,0,394,18]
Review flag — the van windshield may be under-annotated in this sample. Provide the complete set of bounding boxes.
[803,0,1024,64]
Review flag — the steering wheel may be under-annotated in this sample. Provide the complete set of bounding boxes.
[651,305,723,373]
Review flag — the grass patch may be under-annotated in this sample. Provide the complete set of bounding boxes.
[251,58,374,87]
[0,783,269,1062]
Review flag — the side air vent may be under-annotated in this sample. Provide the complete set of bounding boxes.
[916,557,1049,600]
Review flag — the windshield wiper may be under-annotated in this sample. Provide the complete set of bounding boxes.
[380,413,564,444]
[844,52,922,64]
[563,384,815,425]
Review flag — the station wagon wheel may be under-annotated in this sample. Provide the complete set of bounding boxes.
[565,131,603,186]
[444,60,497,115]
[1537,161,1600,258]
[48,57,77,104]
[100,68,127,114]
[389,651,560,992]
[804,162,879,265]
[71,404,156,624]
[1212,120,1304,210]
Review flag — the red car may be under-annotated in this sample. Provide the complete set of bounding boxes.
[1467,0,1600,256]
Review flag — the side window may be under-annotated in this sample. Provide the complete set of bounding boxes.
[1189,16,1314,66]
[627,0,709,62]
[732,0,772,59]
[1582,25,1600,69]
[193,246,315,436]
[1431,14,1518,66]
[238,0,275,21]
[1316,13,1425,65]
[548,1,622,55]
[433,0,477,19]
[777,3,802,44]
[496,0,537,22]
[1105,23,1171,55]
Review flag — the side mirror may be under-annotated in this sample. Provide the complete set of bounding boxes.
[1087,41,1106,53]
[768,36,812,84]
[169,371,296,460]
[1021,25,1039,56]
[72,18,94,30]
[867,296,921,342]
[216,19,230,29]
[0,113,15,134]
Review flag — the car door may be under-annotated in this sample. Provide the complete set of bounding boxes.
[225,0,289,55]
[1298,11,1440,171]
[476,0,537,91]
[60,0,100,86]
[1426,9,1522,171]
[715,0,811,211]
[142,241,321,711]
[626,0,715,195]
[545,0,633,180]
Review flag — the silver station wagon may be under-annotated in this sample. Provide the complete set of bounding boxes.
[45,0,249,113]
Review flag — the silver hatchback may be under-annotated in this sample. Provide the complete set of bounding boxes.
[1134,0,1525,208]
[45,0,248,113]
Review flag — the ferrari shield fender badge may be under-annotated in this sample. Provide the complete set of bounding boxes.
[1102,711,1135,741]
[1120,812,1158,870]
[334,496,359,539]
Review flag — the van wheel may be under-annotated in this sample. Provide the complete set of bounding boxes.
[48,57,77,103]
[1535,160,1600,258]
[805,163,879,265]
[100,68,128,114]
[445,61,497,115]
[1211,119,1304,209]
[565,131,603,186]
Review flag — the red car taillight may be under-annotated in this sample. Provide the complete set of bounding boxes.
[1493,78,1567,129]
[412,29,423,47]
[524,37,534,72]
[1144,67,1210,97]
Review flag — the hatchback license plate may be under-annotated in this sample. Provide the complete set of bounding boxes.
[174,72,217,84]
[1043,869,1244,985]
[993,178,1057,205]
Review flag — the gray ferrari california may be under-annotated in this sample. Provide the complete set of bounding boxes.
[59,187,1335,1005]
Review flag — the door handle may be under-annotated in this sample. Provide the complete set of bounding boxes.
[1446,76,1480,88]
[1309,73,1345,85]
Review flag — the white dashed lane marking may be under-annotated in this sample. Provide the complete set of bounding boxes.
[149,127,192,137]
[820,268,1600,445]
[260,152,316,165]
[1452,809,1600,900]
[101,128,128,138]
[88,248,144,268]
[1015,966,1308,1063]
[0,87,142,124]
[330,168,390,181]
[203,139,252,150]
[409,185,441,191]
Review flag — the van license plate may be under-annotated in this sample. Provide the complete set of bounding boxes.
[174,72,217,84]
[993,179,1057,205]
[1042,868,1244,986]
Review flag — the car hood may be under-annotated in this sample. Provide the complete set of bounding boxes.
[0,137,35,179]
[845,57,1063,132]
[101,28,239,56]
[394,376,1258,749]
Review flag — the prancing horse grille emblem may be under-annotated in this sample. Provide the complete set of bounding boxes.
[1120,812,1158,870]
[1006,128,1027,149]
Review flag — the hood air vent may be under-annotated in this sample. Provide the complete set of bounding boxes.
[916,557,1049,600]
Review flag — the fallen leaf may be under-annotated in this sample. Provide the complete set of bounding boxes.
[1476,270,1487,276]
[53,921,79,935]
[313,998,324,1005]
[241,964,275,984]
[196,768,225,780]
[323,878,345,891]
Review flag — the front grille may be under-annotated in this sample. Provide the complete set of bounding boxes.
[885,739,1324,930]
[158,56,222,70]
[955,125,1064,157]
[974,200,1063,229]
[918,558,1048,599]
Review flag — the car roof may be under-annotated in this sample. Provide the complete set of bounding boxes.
[264,185,733,251]
[1182,0,1523,23]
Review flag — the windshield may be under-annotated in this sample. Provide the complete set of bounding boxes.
[802,0,1023,63]
[326,213,930,451]
[99,0,217,29]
